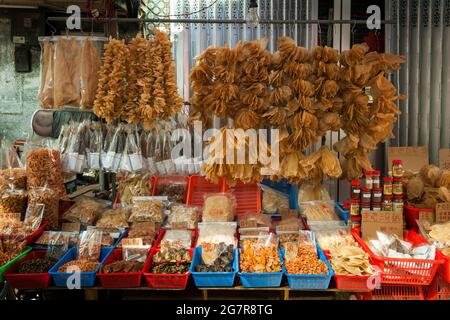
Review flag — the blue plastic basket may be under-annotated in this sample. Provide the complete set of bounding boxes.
[238,250,284,288]
[284,246,334,290]
[261,179,299,214]
[335,202,350,224]
[190,247,238,287]
[49,247,113,287]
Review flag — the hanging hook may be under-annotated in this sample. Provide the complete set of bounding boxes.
[351,22,357,45]
[374,28,380,52]
[46,18,57,36]
[317,22,322,46]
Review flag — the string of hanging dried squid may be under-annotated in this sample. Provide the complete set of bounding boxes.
[190,39,405,185]
[93,29,183,129]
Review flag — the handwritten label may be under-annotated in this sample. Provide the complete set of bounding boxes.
[387,147,429,173]
[418,211,435,224]
[361,211,404,240]
[439,149,450,170]
[436,203,450,223]
[121,238,143,247]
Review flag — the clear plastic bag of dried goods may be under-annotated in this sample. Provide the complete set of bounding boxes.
[57,123,72,171]
[200,242,234,267]
[28,186,60,230]
[24,139,67,199]
[298,183,331,202]
[120,125,143,173]
[123,244,151,263]
[24,203,44,232]
[102,124,124,172]
[146,129,158,175]
[100,124,114,170]
[62,197,108,227]
[159,229,194,252]
[239,233,282,273]
[38,39,55,108]
[87,122,103,170]
[283,230,316,261]
[154,177,187,203]
[259,184,289,214]
[202,192,236,222]
[0,139,26,191]
[78,229,102,261]
[154,130,166,176]
[53,37,82,108]
[128,196,166,225]
[0,184,27,215]
[65,120,89,173]
[197,222,237,247]
[162,130,176,176]
[47,231,70,260]
[126,221,157,246]
[139,129,148,172]
[95,207,131,229]
[167,204,199,229]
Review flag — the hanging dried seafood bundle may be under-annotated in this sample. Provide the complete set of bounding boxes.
[155,29,184,120]
[202,128,267,185]
[300,146,342,186]
[124,34,148,124]
[236,39,271,129]
[93,30,183,127]
[80,38,101,109]
[93,37,129,123]
[334,43,405,179]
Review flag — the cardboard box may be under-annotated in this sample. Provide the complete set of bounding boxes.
[361,211,404,240]
[387,147,429,173]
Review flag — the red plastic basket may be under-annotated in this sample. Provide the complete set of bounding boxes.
[186,176,224,207]
[225,181,261,216]
[152,176,189,203]
[353,230,442,285]
[4,249,53,289]
[404,205,434,232]
[97,248,147,288]
[426,274,450,300]
[334,274,375,292]
[143,248,192,289]
[357,285,425,300]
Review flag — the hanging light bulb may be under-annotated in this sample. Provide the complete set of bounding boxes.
[246,0,259,27]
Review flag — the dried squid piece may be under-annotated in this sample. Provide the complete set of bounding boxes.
[278,37,309,62]
[278,151,307,180]
[291,79,315,97]
[283,62,314,79]
[269,86,292,105]
[213,83,240,102]
[38,40,55,108]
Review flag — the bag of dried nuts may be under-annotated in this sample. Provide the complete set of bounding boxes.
[0,187,28,215]
[28,187,59,230]
[25,140,67,200]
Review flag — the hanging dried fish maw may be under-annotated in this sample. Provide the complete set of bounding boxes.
[320,146,342,179]
[235,109,261,130]
[80,38,101,109]
[38,40,55,108]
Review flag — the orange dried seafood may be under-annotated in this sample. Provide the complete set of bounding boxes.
[239,238,282,273]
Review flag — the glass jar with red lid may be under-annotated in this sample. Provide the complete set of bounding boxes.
[392,160,404,178]
[350,180,361,200]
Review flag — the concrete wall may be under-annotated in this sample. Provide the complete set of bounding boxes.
[0,18,40,140]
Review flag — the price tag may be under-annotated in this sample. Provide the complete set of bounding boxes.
[436,203,450,223]
[0,212,21,221]
[88,152,100,170]
[122,238,143,247]
[418,211,435,223]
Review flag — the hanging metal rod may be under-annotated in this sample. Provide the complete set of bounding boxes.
[47,17,395,25]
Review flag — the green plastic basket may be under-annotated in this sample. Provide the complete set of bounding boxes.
[0,247,32,282]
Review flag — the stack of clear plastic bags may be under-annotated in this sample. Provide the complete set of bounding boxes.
[159,229,194,252]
